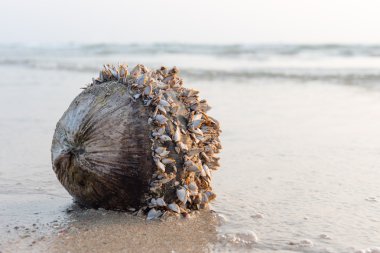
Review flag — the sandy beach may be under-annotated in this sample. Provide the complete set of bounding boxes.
[1,44,380,252]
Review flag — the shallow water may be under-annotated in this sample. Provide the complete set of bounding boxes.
[199,81,380,252]
[1,44,380,252]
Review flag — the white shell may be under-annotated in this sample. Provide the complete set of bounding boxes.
[193,113,202,121]
[155,115,167,125]
[202,164,211,178]
[200,166,207,177]
[187,165,199,172]
[189,128,203,136]
[177,142,188,152]
[110,68,118,79]
[162,158,175,164]
[147,208,162,220]
[150,198,157,206]
[201,193,209,204]
[168,203,180,213]
[156,198,166,207]
[154,158,166,173]
[188,182,198,193]
[161,151,170,157]
[156,105,166,114]
[157,127,165,135]
[173,127,181,142]
[159,135,172,142]
[200,152,210,162]
[155,147,169,157]
[152,127,166,137]
[136,74,145,85]
[184,160,199,172]
[143,85,152,96]
[190,117,202,129]
[184,160,194,167]
[152,131,161,137]
[176,188,188,204]
[159,99,170,107]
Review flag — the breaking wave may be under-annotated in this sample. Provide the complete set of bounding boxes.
[2,57,380,85]
[1,43,380,86]
[3,43,380,57]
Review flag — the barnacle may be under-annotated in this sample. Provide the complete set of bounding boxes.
[51,64,222,218]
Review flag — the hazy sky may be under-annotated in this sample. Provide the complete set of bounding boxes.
[1,0,380,44]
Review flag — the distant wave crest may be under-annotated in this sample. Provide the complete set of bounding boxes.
[2,57,380,84]
[2,43,380,85]
[3,43,380,57]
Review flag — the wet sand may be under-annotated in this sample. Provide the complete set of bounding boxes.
[2,207,218,253]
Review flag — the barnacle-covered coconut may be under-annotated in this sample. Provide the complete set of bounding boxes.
[51,64,221,217]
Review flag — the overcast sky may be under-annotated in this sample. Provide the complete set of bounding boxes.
[1,0,380,44]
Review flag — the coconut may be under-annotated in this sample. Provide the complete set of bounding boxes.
[51,64,221,216]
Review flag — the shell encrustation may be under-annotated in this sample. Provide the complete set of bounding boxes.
[51,64,222,218]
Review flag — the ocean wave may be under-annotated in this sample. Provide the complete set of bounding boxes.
[3,43,380,57]
[2,57,380,84]
[181,68,380,84]
[0,58,99,73]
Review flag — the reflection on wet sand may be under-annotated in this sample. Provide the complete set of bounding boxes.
[1,198,218,253]
[45,206,218,253]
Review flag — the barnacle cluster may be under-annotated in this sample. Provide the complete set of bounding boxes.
[92,64,222,219]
